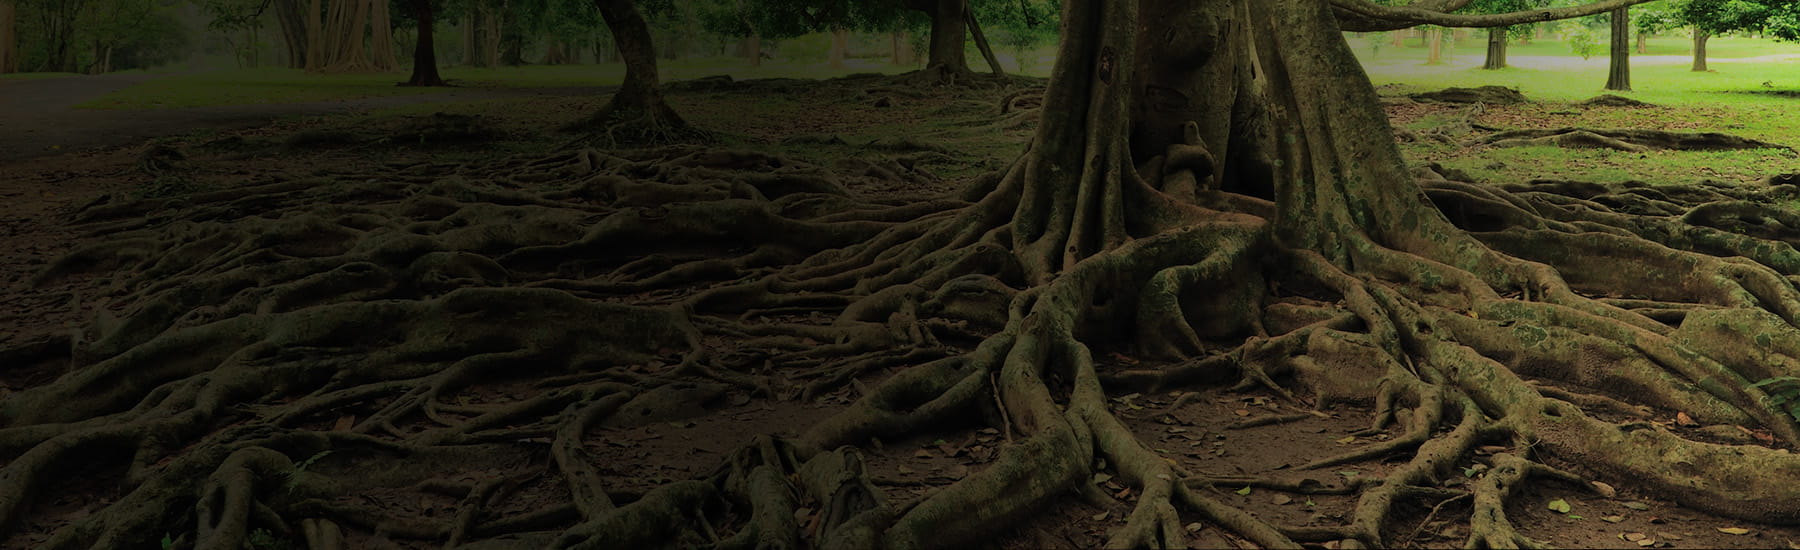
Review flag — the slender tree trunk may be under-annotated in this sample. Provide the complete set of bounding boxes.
[924,0,970,78]
[1390,29,1405,47]
[1636,29,1648,54]
[1605,7,1631,91]
[1483,27,1507,70]
[965,1,1005,77]
[829,27,849,68]
[369,0,399,71]
[1425,26,1442,64]
[0,1,19,74]
[1692,29,1709,72]
[402,0,445,86]
[891,30,916,65]
[748,33,762,67]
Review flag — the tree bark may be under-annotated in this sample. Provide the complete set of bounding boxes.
[748,33,763,67]
[1692,28,1709,72]
[402,0,446,86]
[1636,28,1648,53]
[1391,28,1406,47]
[924,0,971,78]
[891,31,913,65]
[274,0,308,68]
[829,27,849,68]
[0,1,16,74]
[1483,27,1507,69]
[1426,26,1443,64]
[568,0,693,140]
[1605,7,1631,91]
[965,1,1005,77]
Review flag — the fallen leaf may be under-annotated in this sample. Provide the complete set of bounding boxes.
[1236,486,1253,496]
[1273,494,1292,505]
[1234,409,1251,417]
[1591,481,1617,497]
[1623,502,1651,511]
[1676,412,1698,427]
[1185,522,1203,533]
[1091,512,1109,521]
[1548,499,1572,514]
[1625,533,1647,542]
[1718,527,1753,535]
[1336,435,1357,444]
[1602,515,1625,523]
[1637,539,1655,547]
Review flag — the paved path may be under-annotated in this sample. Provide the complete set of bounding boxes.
[0,72,609,163]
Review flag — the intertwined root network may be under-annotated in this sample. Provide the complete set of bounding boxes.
[7,109,1800,549]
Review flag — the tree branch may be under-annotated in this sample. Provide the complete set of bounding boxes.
[1336,0,1477,32]
[1330,0,1660,29]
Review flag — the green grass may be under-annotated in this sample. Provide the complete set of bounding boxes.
[1353,34,1800,186]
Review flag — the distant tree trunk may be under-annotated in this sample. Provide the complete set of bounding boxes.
[501,33,526,66]
[1636,29,1648,54]
[0,1,16,74]
[748,34,762,67]
[923,0,970,78]
[39,0,83,72]
[891,30,915,66]
[965,2,1004,77]
[829,27,849,68]
[368,0,399,71]
[1425,26,1442,64]
[542,41,575,64]
[1483,27,1507,70]
[1605,8,1631,91]
[402,0,445,86]
[309,0,398,73]
[462,4,501,67]
[1692,29,1709,72]
[274,0,308,68]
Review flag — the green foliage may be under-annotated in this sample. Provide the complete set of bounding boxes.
[248,528,288,550]
[1560,20,1603,59]
[1753,376,1800,422]
[1682,0,1800,39]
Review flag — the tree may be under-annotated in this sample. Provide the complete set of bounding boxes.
[306,0,401,73]
[0,1,18,73]
[563,0,697,143]
[1606,7,1631,90]
[30,0,1800,549]
[1676,0,1800,72]
[979,0,1056,72]
[399,0,447,85]
[1467,0,1549,69]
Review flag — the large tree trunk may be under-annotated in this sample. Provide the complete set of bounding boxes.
[273,0,308,68]
[310,0,399,73]
[1,1,19,74]
[1692,28,1710,72]
[1483,26,1507,69]
[566,0,696,142]
[1606,7,1631,91]
[923,0,970,78]
[401,0,445,86]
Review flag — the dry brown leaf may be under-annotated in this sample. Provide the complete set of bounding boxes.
[1675,412,1698,427]
[1591,481,1617,498]
[1718,527,1753,535]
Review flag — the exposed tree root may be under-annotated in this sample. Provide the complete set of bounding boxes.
[1485,127,1793,152]
[16,22,1800,550]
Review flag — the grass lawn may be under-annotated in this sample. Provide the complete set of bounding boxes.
[1351,33,1800,188]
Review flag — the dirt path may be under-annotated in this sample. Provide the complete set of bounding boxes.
[0,72,610,163]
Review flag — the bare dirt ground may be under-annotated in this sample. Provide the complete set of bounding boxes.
[4,78,1800,549]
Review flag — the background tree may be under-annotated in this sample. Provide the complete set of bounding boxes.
[0,1,18,73]
[978,0,1057,72]
[1679,0,1800,72]
[1467,0,1548,69]
[1606,6,1631,90]
[305,0,401,73]
[398,0,446,85]
[564,0,697,143]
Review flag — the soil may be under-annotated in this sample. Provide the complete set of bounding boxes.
[5,75,1800,549]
